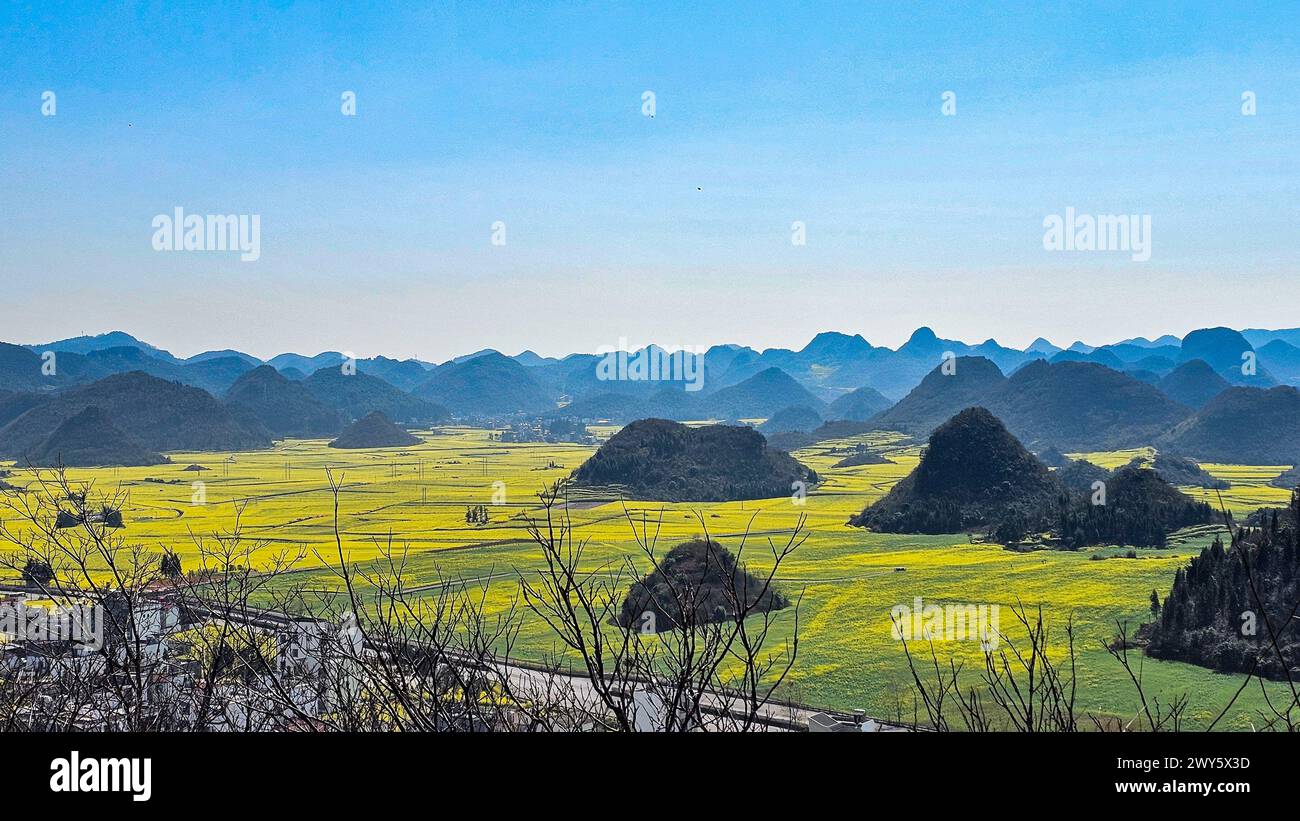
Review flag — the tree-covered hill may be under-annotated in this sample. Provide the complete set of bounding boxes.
[0,371,269,457]
[571,418,817,502]
[757,405,823,434]
[225,365,343,438]
[850,407,1063,535]
[1143,491,1300,679]
[328,411,422,449]
[1159,386,1300,465]
[304,367,449,424]
[1056,466,1213,548]
[615,538,788,631]
[1157,359,1231,409]
[26,406,169,467]
[826,384,893,421]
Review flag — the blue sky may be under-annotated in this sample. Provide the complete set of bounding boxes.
[1,1,1297,361]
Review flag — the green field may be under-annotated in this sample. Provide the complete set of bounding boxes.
[3,426,1295,730]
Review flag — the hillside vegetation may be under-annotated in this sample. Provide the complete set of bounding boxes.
[1144,492,1300,679]
[616,538,788,631]
[852,408,1213,547]
[224,365,342,439]
[1160,386,1300,464]
[26,406,169,467]
[0,371,269,458]
[850,407,1062,535]
[571,418,817,502]
[329,411,421,449]
[305,367,449,424]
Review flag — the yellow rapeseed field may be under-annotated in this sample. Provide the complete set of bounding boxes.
[2,426,1293,729]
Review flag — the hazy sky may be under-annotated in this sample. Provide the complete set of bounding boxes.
[1,2,1297,362]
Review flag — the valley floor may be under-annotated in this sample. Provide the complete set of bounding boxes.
[2,426,1295,730]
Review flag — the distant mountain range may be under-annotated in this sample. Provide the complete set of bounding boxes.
[18,325,1300,402]
[3,326,1299,467]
